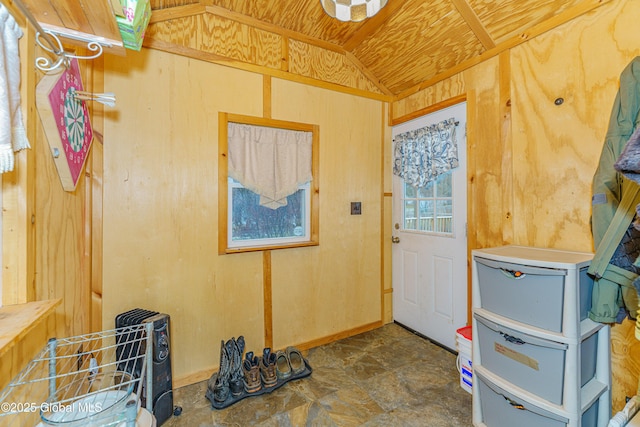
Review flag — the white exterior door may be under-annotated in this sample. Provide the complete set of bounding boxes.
[391,102,467,351]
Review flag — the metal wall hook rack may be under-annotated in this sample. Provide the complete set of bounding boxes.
[35,29,109,72]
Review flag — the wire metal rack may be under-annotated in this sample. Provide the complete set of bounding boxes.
[0,323,154,427]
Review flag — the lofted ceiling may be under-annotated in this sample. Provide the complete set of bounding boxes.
[11,0,610,98]
[177,0,593,96]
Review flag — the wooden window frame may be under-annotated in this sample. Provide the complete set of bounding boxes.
[218,112,320,255]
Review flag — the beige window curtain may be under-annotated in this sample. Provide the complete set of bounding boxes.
[228,122,312,209]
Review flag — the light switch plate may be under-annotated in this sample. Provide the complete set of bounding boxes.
[351,202,362,215]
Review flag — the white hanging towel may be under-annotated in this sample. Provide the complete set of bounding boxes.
[0,4,30,174]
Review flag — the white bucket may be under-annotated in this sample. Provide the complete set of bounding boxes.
[456,326,472,394]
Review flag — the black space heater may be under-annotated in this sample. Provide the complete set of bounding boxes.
[115,308,173,426]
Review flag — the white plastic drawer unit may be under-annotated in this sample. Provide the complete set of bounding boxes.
[476,370,599,427]
[471,246,610,427]
[472,246,594,335]
[475,313,598,405]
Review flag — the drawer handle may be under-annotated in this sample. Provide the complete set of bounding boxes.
[503,396,526,410]
[500,268,526,279]
[500,332,526,345]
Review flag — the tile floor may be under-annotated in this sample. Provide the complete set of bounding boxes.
[163,323,472,426]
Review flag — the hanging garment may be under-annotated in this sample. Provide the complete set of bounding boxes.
[614,120,640,339]
[589,56,640,323]
[0,3,29,173]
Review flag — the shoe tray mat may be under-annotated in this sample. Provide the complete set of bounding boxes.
[206,359,313,410]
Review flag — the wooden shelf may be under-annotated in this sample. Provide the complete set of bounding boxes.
[4,0,125,55]
[0,299,60,358]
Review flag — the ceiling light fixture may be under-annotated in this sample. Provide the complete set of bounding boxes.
[320,0,388,22]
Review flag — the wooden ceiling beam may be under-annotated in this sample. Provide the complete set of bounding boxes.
[345,51,393,96]
[395,0,613,101]
[342,0,405,52]
[149,4,207,23]
[204,4,345,54]
[449,0,495,50]
[152,4,344,53]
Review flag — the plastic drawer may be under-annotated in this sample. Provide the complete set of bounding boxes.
[579,266,594,322]
[581,332,597,387]
[475,313,568,404]
[581,399,598,427]
[475,256,567,332]
[476,370,569,427]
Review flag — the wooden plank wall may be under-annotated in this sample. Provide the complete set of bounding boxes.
[31,50,99,340]
[2,4,35,307]
[102,50,386,387]
[392,0,640,411]
[0,17,98,392]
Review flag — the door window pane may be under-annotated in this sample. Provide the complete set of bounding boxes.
[418,183,433,198]
[404,200,417,230]
[405,183,417,198]
[419,200,434,232]
[436,199,452,233]
[436,173,452,197]
[402,171,454,236]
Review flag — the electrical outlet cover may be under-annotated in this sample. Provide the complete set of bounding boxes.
[351,202,362,215]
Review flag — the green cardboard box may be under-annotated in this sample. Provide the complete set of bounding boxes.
[115,0,151,51]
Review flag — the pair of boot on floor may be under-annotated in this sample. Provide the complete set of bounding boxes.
[209,337,307,403]
[242,346,307,393]
[209,336,279,402]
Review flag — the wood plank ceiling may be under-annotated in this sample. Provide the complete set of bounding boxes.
[12,0,607,97]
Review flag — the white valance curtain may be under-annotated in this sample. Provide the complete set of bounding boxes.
[392,117,459,188]
[228,122,312,209]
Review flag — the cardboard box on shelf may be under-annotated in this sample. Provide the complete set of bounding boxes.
[115,0,151,51]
